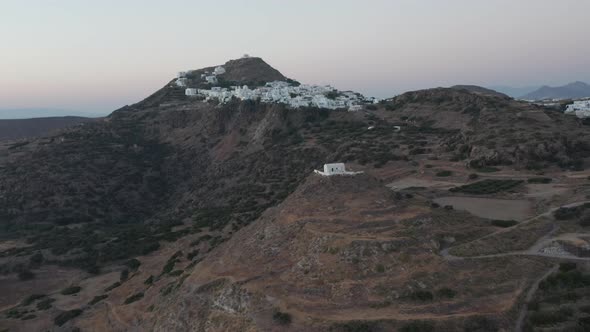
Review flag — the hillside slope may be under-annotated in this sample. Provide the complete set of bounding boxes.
[1,57,590,331]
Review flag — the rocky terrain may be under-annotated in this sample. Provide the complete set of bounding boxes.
[1,57,590,331]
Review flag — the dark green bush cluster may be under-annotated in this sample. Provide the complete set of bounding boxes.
[435,170,453,177]
[88,294,108,305]
[272,311,292,325]
[539,270,590,290]
[491,220,518,228]
[60,286,81,295]
[104,281,121,292]
[36,297,55,310]
[409,290,433,301]
[124,292,144,304]
[54,309,83,326]
[400,321,434,332]
[527,177,552,184]
[329,320,379,332]
[528,307,573,326]
[436,287,457,299]
[449,179,523,194]
[21,294,45,306]
[554,203,590,220]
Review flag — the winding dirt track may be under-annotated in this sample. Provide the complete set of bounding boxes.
[514,265,559,332]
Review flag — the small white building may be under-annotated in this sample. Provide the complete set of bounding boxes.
[314,163,363,176]
[206,75,218,84]
[175,78,188,87]
[565,100,590,118]
[213,66,226,75]
[185,88,198,96]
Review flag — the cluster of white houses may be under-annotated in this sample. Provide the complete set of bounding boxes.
[176,66,376,111]
[565,99,590,118]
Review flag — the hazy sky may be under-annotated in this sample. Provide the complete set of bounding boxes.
[1,0,589,116]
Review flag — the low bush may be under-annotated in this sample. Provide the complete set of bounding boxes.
[400,321,434,332]
[54,309,83,326]
[436,288,456,299]
[18,270,35,281]
[528,307,573,326]
[36,297,55,310]
[125,258,141,271]
[272,311,292,325]
[436,170,453,177]
[528,177,552,184]
[124,292,144,304]
[60,286,81,295]
[88,294,108,305]
[409,290,433,301]
[144,275,154,285]
[21,294,45,306]
[559,262,577,272]
[491,220,518,228]
[104,281,121,292]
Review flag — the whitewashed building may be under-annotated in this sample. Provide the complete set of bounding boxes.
[213,66,226,75]
[206,75,218,84]
[185,88,198,96]
[565,100,590,118]
[176,78,188,87]
[314,163,363,176]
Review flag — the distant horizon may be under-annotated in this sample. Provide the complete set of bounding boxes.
[1,0,589,116]
[1,79,590,119]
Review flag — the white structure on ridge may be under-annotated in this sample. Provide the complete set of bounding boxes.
[565,100,590,118]
[314,163,363,176]
[205,75,218,84]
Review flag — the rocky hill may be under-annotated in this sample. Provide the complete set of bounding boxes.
[1,57,590,331]
[520,81,590,101]
[0,116,97,141]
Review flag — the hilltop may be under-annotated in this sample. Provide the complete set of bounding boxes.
[0,57,590,331]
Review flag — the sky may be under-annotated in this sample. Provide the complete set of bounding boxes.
[1,0,589,117]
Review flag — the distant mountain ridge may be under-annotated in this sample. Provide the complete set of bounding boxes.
[520,81,590,100]
[0,116,98,141]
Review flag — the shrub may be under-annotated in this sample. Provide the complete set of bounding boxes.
[559,262,577,272]
[491,220,517,228]
[464,316,498,332]
[375,264,385,273]
[475,167,500,173]
[21,294,45,306]
[330,320,378,332]
[169,270,184,276]
[88,295,108,305]
[409,290,433,301]
[120,269,129,281]
[61,286,81,295]
[400,321,434,332]
[144,275,154,285]
[104,281,121,292]
[528,307,573,326]
[125,258,141,271]
[436,170,453,177]
[528,177,552,184]
[29,252,44,265]
[54,309,83,326]
[468,173,478,180]
[436,288,456,299]
[36,297,55,310]
[272,311,292,325]
[18,270,35,281]
[124,292,144,304]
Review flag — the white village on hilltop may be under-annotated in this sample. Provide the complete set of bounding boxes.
[565,99,590,118]
[176,58,377,111]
